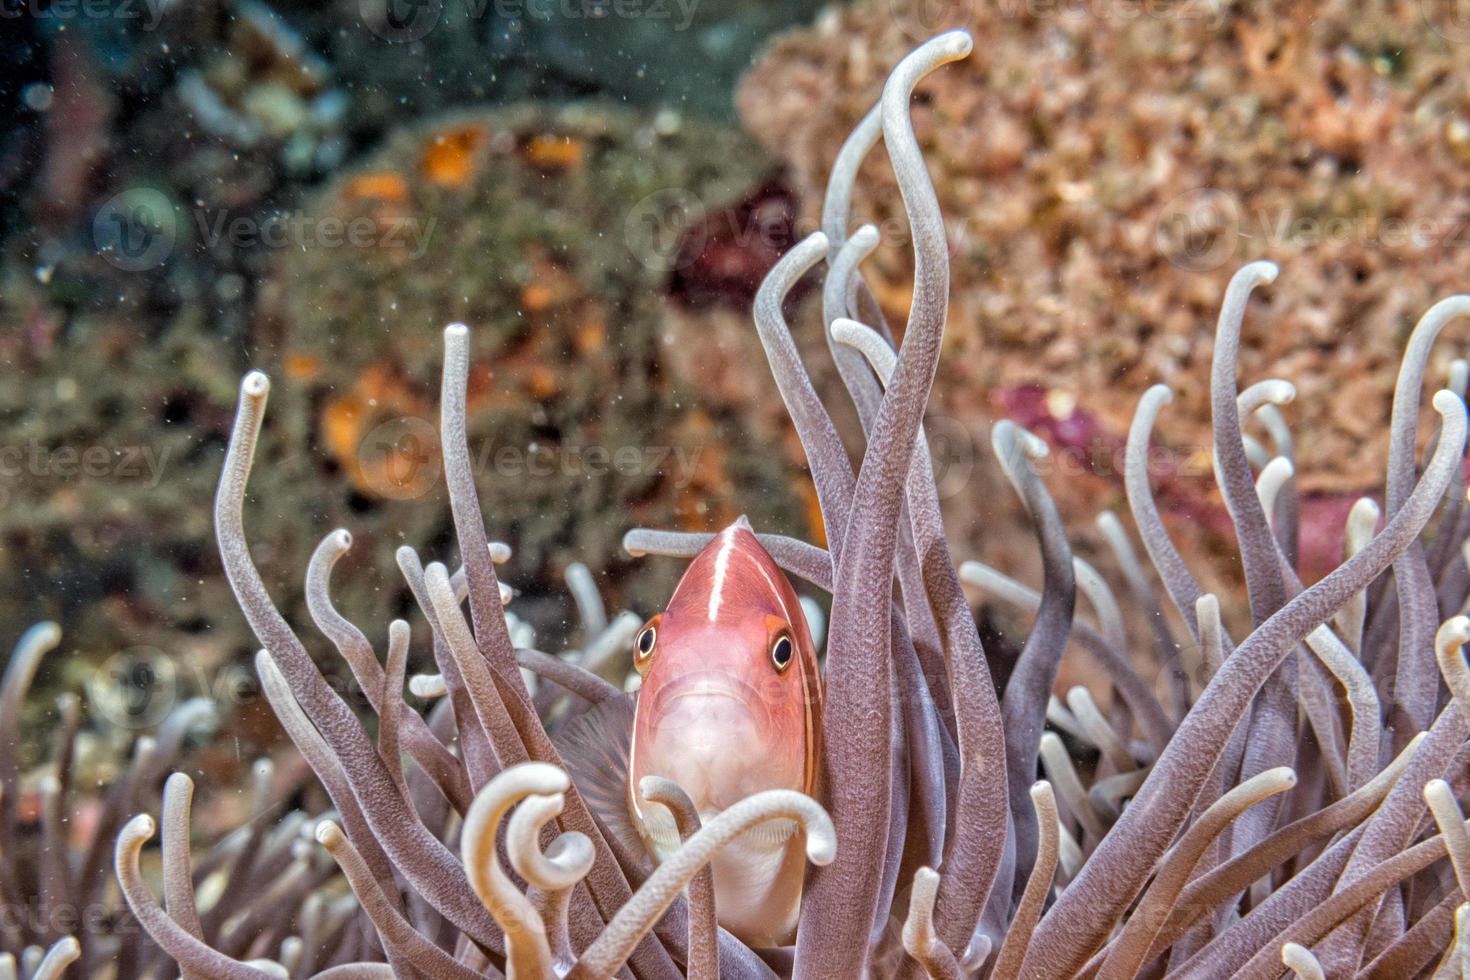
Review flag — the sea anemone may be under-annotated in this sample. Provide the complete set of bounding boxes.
[111,28,1470,979]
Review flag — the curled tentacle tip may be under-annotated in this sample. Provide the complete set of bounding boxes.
[1145,382,1175,404]
[26,622,61,646]
[1266,766,1298,790]
[124,813,156,840]
[994,420,1049,460]
[1433,388,1467,417]
[927,28,973,57]
[408,673,447,699]
[1257,379,1296,405]
[315,820,344,847]
[1440,617,1470,646]
[330,528,352,548]
[1235,259,1280,285]
[242,371,270,397]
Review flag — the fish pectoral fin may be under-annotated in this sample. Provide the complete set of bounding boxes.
[552,693,650,872]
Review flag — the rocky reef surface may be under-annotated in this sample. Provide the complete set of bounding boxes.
[738,0,1470,585]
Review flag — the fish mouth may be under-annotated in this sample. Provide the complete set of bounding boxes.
[645,668,772,720]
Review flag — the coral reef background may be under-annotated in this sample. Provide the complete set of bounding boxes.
[739,0,1470,590]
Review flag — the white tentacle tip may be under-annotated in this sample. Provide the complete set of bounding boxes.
[1236,259,1279,286]
[445,322,470,338]
[806,828,837,865]
[932,29,973,58]
[850,224,881,249]
[315,820,344,847]
[242,371,270,398]
[1432,388,1466,417]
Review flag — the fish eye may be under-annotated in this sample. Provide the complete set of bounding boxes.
[634,621,658,674]
[771,633,794,673]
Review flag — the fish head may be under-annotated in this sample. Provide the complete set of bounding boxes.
[626,517,822,862]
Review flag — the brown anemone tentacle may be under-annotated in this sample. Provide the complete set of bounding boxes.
[506,792,592,975]
[995,782,1059,980]
[1384,298,1470,737]
[902,868,961,980]
[395,545,497,790]
[440,324,524,691]
[1209,263,1302,862]
[161,774,205,980]
[28,938,78,980]
[515,648,623,704]
[1095,767,1298,980]
[1231,825,1469,980]
[1025,389,1467,977]
[986,420,1076,895]
[1359,890,1459,979]
[832,316,1008,944]
[1096,511,1189,719]
[1425,779,1470,899]
[623,528,834,592]
[377,619,411,796]
[423,561,531,770]
[1137,732,1423,965]
[753,230,856,560]
[639,778,717,980]
[796,31,974,977]
[573,788,835,980]
[0,622,60,936]
[116,815,280,980]
[306,531,471,813]
[216,371,501,949]
[1280,942,1325,980]
[1324,618,1470,969]
[316,821,480,980]
[1211,261,1291,623]
[956,561,1172,749]
[254,653,404,909]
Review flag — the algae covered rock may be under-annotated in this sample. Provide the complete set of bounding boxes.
[261,102,810,622]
